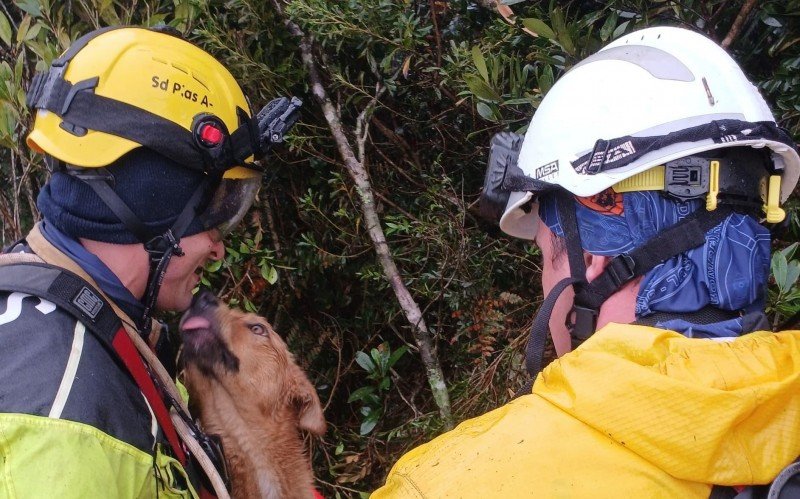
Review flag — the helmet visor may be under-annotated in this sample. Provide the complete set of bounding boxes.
[199,176,261,236]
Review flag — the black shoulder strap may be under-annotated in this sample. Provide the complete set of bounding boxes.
[0,261,121,343]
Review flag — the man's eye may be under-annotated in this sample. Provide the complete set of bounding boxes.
[249,324,267,336]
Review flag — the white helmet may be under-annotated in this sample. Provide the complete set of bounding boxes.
[491,26,800,240]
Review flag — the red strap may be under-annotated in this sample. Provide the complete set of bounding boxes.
[312,488,325,499]
[111,327,187,464]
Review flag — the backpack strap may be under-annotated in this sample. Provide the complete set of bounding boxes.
[0,260,187,463]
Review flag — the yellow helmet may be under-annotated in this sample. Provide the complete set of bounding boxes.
[26,26,302,332]
[28,26,255,176]
[27,25,302,235]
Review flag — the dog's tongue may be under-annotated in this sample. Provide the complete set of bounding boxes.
[181,315,211,332]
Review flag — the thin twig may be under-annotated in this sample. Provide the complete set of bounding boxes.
[428,0,442,68]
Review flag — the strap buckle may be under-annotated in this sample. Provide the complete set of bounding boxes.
[585,139,611,174]
[197,433,231,492]
[145,229,184,260]
[606,253,636,288]
[570,305,598,347]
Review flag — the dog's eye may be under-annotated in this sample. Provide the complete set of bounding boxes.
[249,324,268,336]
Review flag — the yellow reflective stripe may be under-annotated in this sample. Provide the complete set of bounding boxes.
[142,390,159,442]
[49,321,86,419]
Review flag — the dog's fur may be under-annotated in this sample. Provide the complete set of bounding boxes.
[179,290,326,499]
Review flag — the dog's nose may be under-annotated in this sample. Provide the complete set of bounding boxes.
[191,289,219,311]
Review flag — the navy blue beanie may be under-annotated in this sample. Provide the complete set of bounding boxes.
[38,148,213,244]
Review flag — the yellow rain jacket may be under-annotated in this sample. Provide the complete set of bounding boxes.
[373,323,800,498]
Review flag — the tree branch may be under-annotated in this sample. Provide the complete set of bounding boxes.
[272,0,453,429]
[721,0,758,49]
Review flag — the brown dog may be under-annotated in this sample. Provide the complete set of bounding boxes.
[179,290,326,499]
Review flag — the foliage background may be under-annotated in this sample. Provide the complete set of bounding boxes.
[1,0,799,496]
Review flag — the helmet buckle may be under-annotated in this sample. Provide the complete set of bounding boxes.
[606,253,636,288]
[665,156,711,201]
[764,175,786,223]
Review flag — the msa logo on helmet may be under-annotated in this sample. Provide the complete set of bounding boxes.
[151,75,213,108]
[534,160,559,180]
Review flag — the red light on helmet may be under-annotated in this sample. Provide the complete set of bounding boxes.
[199,123,224,146]
[191,113,229,152]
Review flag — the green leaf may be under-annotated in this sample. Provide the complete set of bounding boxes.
[24,21,42,41]
[772,250,789,293]
[785,262,800,293]
[387,345,409,369]
[370,347,387,373]
[464,74,501,102]
[13,0,41,17]
[205,259,223,273]
[262,265,278,285]
[15,15,31,46]
[612,20,630,40]
[502,97,537,106]
[471,46,489,83]
[0,107,11,140]
[359,418,378,435]
[550,8,574,56]
[539,65,554,95]
[521,18,555,39]
[347,386,375,403]
[0,12,12,47]
[599,11,619,41]
[780,242,798,261]
[355,351,376,373]
[476,101,497,121]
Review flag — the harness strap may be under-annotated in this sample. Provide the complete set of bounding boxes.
[555,191,587,289]
[111,326,187,463]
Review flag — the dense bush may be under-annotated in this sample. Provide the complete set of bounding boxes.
[1,1,799,495]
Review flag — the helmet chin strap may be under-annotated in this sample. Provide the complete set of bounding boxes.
[521,191,588,382]
[72,168,212,337]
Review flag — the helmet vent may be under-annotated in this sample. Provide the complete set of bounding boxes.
[192,73,209,91]
[171,62,189,74]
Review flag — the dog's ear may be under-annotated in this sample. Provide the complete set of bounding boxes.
[288,366,327,436]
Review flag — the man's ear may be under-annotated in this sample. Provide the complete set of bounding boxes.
[287,366,327,436]
[584,253,611,283]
